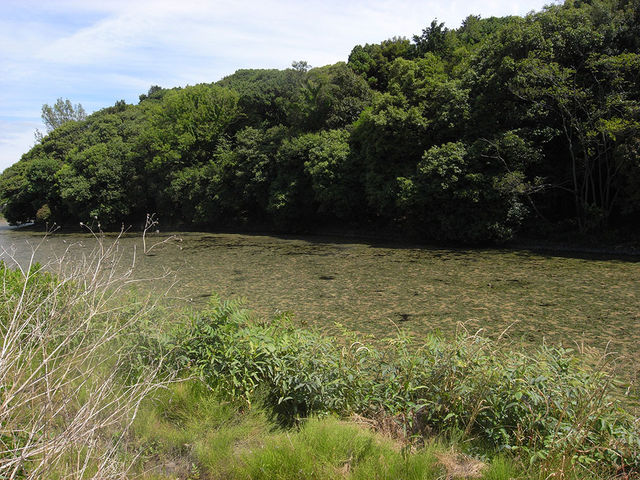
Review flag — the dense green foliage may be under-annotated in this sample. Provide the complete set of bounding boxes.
[2,0,640,242]
[136,297,640,475]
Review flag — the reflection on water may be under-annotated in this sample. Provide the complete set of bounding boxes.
[1,222,639,370]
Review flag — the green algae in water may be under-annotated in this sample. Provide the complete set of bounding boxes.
[1,228,639,381]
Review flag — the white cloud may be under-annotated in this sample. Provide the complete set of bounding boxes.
[0,122,40,174]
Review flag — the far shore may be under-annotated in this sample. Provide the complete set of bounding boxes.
[1,216,639,259]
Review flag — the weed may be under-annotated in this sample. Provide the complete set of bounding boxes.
[168,299,640,475]
[0,234,168,478]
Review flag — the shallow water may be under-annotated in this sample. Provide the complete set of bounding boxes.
[1,222,639,372]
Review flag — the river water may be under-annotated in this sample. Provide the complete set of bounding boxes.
[1,221,639,372]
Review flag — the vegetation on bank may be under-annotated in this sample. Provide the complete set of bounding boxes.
[2,0,640,243]
[144,299,640,476]
[0,250,165,478]
[1,243,638,479]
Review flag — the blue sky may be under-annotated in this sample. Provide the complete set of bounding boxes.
[0,0,555,172]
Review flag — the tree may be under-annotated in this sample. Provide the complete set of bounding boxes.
[303,129,358,219]
[291,60,311,72]
[288,63,373,131]
[347,37,414,90]
[503,1,640,231]
[397,142,526,242]
[413,19,450,57]
[513,55,640,230]
[216,69,305,129]
[41,98,87,133]
[3,0,640,239]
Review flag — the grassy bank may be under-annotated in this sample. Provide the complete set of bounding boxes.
[132,381,514,480]
[1,241,638,479]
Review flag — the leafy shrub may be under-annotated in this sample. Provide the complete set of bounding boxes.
[395,336,640,471]
[176,298,370,422]
[171,298,640,474]
[35,203,51,223]
[0,261,54,297]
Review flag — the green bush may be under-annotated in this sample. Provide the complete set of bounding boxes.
[175,298,369,422]
[170,298,640,474]
[35,204,51,223]
[0,261,54,297]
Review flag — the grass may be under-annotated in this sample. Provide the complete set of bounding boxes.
[158,298,639,476]
[0,237,168,479]
[133,382,528,480]
[133,380,633,480]
[2,233,639,479]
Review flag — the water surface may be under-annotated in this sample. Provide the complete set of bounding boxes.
[1,222,639,371]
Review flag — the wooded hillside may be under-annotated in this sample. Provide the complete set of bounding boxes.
[2,0,639,243]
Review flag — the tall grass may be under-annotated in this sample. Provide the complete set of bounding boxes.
[132,381,452,480]
[0,234,168,478]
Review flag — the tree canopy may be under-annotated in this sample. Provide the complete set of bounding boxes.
[41,98,87,133]
[2,0,640,243]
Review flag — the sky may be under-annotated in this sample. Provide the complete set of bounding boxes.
[0,0,555,173]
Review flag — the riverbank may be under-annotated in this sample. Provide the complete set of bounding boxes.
[7,215,640,258]
[1,255,638,479]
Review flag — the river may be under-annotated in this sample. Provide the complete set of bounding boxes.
[1,220,639,376]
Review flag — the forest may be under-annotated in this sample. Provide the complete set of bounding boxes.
[1,0,639,243]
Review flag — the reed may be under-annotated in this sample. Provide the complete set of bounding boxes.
[0,232,169,479]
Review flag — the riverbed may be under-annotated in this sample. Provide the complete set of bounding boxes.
[1,221,639,376]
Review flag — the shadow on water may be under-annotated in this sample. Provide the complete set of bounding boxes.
[194,228,640,264]
[509,246,640,263]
